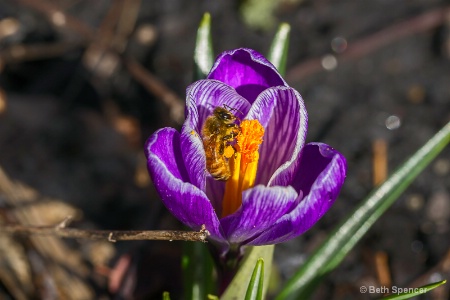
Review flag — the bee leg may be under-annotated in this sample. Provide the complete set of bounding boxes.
[222,130,239,141]
[231,144,238,153]
[218,143,225,155]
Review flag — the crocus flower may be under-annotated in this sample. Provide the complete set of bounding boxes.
[145,48,346,255]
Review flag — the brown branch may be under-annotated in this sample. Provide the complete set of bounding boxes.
[0,42,79,63]
[114,0,141,52]
[286,5,450,82]
[405,249,450,297]
[0,218,210,243]
[16,0,96,41]
[15,0,185,125]
[125,58,185,124]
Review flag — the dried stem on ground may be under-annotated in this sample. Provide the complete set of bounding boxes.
[0,218,210,243]
[286,5,450,82]
[13,0,185,125]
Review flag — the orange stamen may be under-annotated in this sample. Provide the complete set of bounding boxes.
[222,120,264,217]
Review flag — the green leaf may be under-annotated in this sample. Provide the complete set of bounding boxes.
[184,17,216,297]
[245,258,265,300]
[240,0,277,31]
[267,23,290,76]
[194,12,214,80]
[380,279,447,300]
[182,242,216,300]
[276,122,450,299]
[162,291,170,300]
[221,245,274,300]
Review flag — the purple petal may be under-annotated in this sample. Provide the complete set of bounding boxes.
[208,48,287,102]
[180,123,207,191]
[205,178,226,217]
[247,143,346,245]
[220,185,299,244]
[186,79,251,133]
[145,128,227,246]
[185,80,252,206]
[246,86,307,187]
[145,127,189,182]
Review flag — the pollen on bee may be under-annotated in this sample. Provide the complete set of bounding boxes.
[223,145,235,158]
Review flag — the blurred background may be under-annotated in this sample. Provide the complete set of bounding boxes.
[0,0,449,299]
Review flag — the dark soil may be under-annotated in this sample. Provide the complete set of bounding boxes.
[0,0,449,299]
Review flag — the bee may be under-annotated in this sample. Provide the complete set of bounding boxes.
[201,105,240,180]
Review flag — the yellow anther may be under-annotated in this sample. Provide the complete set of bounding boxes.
[222,119,264,217]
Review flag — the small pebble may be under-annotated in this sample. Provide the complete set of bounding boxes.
[433,158,450,176]
[405,194,424,211]
[331,37,347,53]
[321,54,338,70]
[425,191,450,221]
[385,115,401,130]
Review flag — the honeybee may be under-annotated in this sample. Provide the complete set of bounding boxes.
[201,105,240,180]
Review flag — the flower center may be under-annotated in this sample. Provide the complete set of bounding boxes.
[222,119,264,217]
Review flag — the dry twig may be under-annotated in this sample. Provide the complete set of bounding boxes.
[14,0,185,125]
[0,218,210,243]
[0,42,79,63]
[125,58,185,124]
[15,0,95,41]
[286,5,450,82]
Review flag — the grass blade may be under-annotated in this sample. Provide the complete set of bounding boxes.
[182,242,216,300]
[245,258,265,300]
[162,291,170,300]
[276,122,450,299]
[194,12,214,80]
[380,279,446,300]
[222,245,274,300]
[267,23,290,76]
[183,14,217,298]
